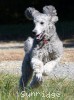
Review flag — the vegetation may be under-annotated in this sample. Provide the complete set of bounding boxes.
[0,74,74,100]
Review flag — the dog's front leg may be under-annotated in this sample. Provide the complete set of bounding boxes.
[43,57,61,76]
[30,58,43,88]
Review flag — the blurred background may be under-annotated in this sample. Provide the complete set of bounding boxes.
[0,0,74,41]
[0,0,74,78]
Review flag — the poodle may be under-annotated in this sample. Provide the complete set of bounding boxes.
[19,5,63,90]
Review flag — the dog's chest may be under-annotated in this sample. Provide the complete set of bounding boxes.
[31,42,55,63]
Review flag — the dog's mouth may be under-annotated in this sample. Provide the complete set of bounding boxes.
[36,31,45,40]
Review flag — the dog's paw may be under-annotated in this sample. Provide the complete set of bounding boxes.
[36,73,43,83]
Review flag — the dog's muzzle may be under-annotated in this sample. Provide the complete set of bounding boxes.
[35,31,45,40]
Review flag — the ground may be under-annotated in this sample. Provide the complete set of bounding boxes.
[0,39,74,78]
[0,40,74,100]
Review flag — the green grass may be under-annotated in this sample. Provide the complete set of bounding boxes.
[0,74,74,100]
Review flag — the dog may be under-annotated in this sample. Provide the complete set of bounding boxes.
[19,5,63,90]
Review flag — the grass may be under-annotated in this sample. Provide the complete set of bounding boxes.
[0,74,74,100]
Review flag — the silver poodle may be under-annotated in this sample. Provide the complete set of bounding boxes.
[20,5,63,90]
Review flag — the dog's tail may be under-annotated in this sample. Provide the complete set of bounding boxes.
[24,37,34,53]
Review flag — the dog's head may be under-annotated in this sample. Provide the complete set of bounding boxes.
[25,5,58,40]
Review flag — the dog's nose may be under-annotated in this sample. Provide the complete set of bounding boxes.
[32,31,36,35]
[32,29,37,35]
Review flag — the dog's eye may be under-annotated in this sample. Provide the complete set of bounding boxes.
[40,22,44,25]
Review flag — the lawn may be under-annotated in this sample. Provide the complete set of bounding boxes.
[0,74,74,100]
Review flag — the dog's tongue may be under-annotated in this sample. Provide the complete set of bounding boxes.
[36,34,43,40]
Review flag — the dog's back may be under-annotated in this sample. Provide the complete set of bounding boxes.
[24,37,33,53]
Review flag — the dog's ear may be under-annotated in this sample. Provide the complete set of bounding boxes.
[43,5,58,23]
[43,5,57,16]
[25,7,40,20]
[51,16,58,23]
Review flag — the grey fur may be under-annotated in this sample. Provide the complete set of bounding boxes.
[20,5,63,90]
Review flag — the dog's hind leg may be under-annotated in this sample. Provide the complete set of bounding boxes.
[19,53,33,91]
[43,57,61,76]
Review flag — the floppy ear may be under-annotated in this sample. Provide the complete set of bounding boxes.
[25,7,40,20]
[43,5,58,23]
[43,5,57,16]
[51,16,58,23]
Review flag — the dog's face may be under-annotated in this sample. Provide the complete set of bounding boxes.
[32,14,50,40]
[25,6,58,40]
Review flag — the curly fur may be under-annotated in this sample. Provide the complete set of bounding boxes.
[19,5,63,90]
